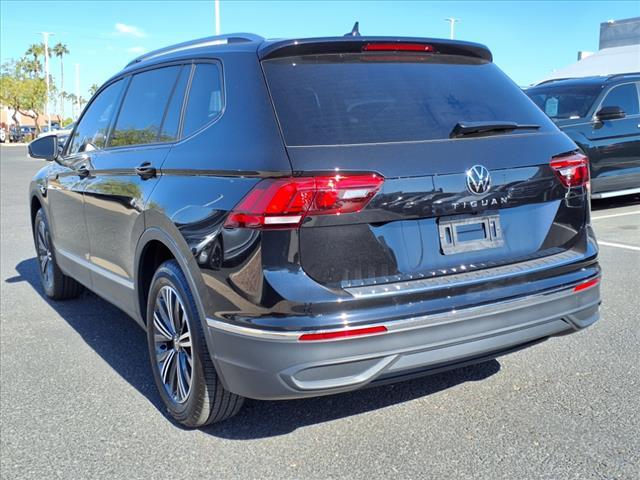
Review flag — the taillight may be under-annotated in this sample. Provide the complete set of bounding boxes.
[224,173,384,229]
[550,152,589,188]
[362,42,435,52]
[299,325,387,341]
[574,277,600,292]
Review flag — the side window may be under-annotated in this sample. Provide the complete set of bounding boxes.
[600,83,639,116]
[158,66,189,142]
[110,66,181,147]
[182,63,223,137]
[68,80,123,154]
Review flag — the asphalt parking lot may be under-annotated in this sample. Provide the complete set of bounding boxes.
[1,144,638,480]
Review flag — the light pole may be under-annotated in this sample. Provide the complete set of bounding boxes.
[444,18,459,40]
[75,63,80,119]
[214,0,220,35]
[38,32,54,130]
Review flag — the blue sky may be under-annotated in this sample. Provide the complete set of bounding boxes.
[1,0,638,100]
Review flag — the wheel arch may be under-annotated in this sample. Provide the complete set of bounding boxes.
[30,195,43,232]
[134,227,208,329]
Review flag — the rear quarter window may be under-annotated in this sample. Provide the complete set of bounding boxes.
[182,63,224,138]
[262,54,552,146]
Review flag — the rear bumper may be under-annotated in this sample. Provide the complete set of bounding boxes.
[206,278,601,400]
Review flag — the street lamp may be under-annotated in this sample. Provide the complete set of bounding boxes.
[38,32,54,130]
[214,0,220,35]
[444,18,459,40]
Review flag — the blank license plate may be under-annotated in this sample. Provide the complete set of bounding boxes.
[438,215,504,255]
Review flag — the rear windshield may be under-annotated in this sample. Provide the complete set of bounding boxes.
[525,84,602,119]
[262,54,550,146]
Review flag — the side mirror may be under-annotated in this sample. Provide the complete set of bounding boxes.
[595,105,625,122]
[28,135,58,161]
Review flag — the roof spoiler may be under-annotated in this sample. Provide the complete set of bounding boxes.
[258,36,492,62]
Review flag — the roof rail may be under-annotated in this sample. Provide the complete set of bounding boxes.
[605,72,640,82]
[535,77,576,85]
[535,72,640,86]
[125,33,264,67]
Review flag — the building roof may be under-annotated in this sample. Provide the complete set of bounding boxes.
[538,44,640,83]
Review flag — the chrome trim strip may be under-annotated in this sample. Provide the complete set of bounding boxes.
[206,279,599,342]
[345,249,583,299]
[591,187,640,199]
[55,247,135,290]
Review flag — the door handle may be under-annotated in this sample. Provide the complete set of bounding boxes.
[135,162,157,180]
[77,164,90,178]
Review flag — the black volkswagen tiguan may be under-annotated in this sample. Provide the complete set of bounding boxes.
[28,34,601,427]
[525,74,640,199]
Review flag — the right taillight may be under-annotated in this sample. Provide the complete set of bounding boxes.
[550,152,589,188]
[224,173,384,229]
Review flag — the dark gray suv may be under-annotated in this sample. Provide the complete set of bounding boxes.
[28,34,601,427]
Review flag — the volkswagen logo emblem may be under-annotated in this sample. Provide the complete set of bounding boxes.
[466,165,491,195]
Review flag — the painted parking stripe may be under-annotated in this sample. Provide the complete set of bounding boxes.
[598,241,640,252]
[592,211,640,220]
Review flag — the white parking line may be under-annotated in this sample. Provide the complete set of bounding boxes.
[592,211,640,220]
[598,241,640,252]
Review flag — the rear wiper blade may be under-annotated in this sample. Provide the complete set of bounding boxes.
[450,121,540,138]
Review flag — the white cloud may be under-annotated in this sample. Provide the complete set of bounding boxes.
[126,46,146,54]
[114,23,146,38]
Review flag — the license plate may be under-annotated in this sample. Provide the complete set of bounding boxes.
[438,215,504,255]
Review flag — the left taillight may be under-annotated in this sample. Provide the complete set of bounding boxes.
[550,152,589,188]
[224,173,384,229]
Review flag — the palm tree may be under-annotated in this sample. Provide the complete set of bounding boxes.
[52,43,69,119]
[89,84,99,97]
[24,43,45,77]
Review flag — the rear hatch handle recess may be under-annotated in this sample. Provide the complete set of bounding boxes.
[450,121,540,139]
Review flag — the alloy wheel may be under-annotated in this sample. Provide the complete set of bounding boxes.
[152,286,193,404]
[36,220,53,290]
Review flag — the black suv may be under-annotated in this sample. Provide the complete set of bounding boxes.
[28,34,601,427]
[526,74,640,199]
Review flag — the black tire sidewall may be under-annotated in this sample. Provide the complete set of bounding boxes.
[146,261,210,423]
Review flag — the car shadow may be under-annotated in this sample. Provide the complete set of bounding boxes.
[10,257,500,440]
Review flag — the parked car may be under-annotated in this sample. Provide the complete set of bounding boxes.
[9,126,36,143]
[37,122,75,149]
[27,33,601,427]
[525,74,640,199]
[37,122,67,137]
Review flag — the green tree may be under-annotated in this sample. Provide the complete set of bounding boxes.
[89,83,99,97]
[0,61,47,134]
[52,43,69,118]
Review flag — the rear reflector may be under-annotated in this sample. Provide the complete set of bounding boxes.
[550,152,589,188]
[574,277,600,292]
[363,42,435,52]
[224,174,384,229]
[299,325,388,341]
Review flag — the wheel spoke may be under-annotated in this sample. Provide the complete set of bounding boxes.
[156,295,174,336]
[177,331,191,349]
[39,255,47,273]
[160,349,176,384]
[163,288,178,335]
[153,312,173,340]
[156,348,171,363]
[177,354,189,400]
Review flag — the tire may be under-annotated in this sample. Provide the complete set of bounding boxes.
[146,260,244,427]
[33,208,84,300]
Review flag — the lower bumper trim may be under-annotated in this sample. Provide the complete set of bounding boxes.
[591,187,640,199]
